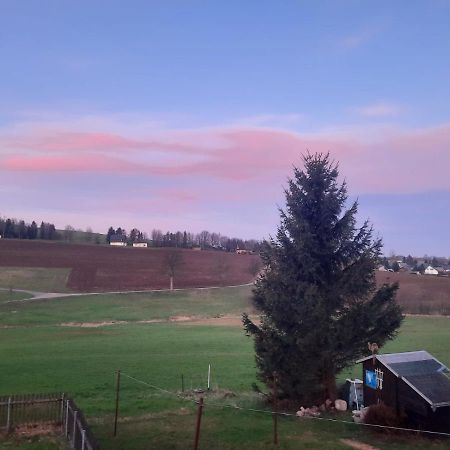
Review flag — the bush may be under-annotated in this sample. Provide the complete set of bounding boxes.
[364,403,405,429]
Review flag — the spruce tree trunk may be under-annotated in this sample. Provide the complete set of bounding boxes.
[324,372,337,401]
[322,362,338,401]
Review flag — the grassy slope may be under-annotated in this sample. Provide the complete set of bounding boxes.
[0,268,71,293]
[1,289,450,449]
[0,285,254,326]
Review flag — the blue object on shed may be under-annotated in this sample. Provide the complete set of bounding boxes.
[365,370,377,389]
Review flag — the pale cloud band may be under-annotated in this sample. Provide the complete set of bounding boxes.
[1,116,449,195]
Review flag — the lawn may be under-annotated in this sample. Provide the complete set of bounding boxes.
[1,288,450,449]
[0,285,254,326]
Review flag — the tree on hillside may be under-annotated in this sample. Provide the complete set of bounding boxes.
[243,153,403,403]
[163,250,184,290]
[64,225,75,242]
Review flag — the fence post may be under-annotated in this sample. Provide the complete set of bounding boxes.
[6,396,12,433]
[65,400,70,437]
[72,410,78,448]
[181,374,184,393]
[81,428,86,450]
[60,393,65,428]
[207,364,211,391]
[193,397,204,450]
[113,369,121,437]
[272,372,278,446]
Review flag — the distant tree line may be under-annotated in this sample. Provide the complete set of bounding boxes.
[0,216,100,244]
[106,226,261,252]
[0,217,56,240]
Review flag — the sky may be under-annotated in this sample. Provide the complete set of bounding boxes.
[1,1,449,256]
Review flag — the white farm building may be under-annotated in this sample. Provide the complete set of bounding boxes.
[424,265,439,275]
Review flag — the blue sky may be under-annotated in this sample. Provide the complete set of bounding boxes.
[1,1,449,256]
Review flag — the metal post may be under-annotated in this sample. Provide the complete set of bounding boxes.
[272,372,278,446]
[72,410,78,448]
[6,397,12,433]
[207,364,211,391]
[65,400,69,436]
[181,374,185,393]
[193,397,204,450]
[81,429,86,450]
[113,369,121,437]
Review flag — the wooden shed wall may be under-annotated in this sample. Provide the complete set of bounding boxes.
[362,359,398,411]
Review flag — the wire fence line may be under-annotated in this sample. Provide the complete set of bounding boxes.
[119,371,450,439]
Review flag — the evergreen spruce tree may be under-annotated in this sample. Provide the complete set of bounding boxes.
[243,153,403,403]
[106,227,115,244]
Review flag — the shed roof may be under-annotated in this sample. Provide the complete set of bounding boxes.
[357,351,450,409]
[110,234,126,242]
[357,351,448,372]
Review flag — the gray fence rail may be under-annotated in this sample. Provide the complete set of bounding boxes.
[0,393,99,450]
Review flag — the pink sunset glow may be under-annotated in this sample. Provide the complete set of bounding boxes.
[1,122,450,193]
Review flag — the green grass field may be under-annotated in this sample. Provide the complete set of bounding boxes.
[1,287,449,449]
[0,290,32,304]
[0,285,254,326]
[0,268,71,293]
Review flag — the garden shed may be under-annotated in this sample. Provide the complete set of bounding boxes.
[357,350,450,431]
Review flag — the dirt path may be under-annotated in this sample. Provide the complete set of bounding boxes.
[340,439,380,450]
[59,315,257,328]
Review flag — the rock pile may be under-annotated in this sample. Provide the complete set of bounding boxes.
[296,399,348,417]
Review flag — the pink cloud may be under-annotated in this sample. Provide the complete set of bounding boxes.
[0,154,138,172]
[352,102,403,117]
[1,120,450,194]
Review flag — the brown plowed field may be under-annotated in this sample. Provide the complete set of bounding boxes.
[375,271,450,315]
[0,240,260,292]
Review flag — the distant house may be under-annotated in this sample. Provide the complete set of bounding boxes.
[424,266,439,275]
[109,235,127,247]
[357,351,450,431]
[434,267,448,276]
[132,242,148,248]
[398,262,411,272]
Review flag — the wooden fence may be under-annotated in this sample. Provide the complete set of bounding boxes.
[0,393,100,450]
